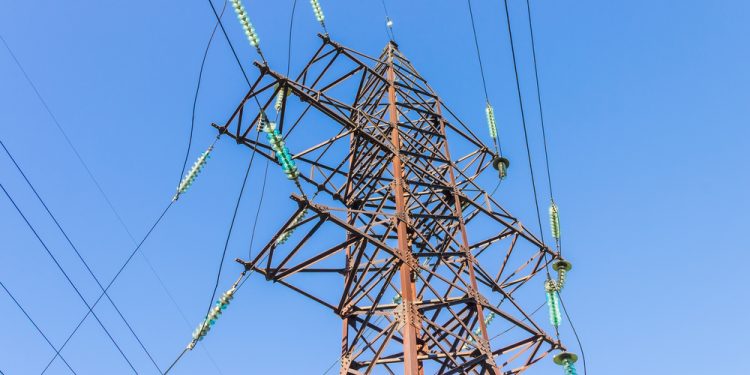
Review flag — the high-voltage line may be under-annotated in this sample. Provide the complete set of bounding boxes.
[0,183,139,373]
[0,139,162,372]
[0,279,77,374]
[0,31,212,371]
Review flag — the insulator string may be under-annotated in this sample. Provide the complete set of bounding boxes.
[380,0,396,42]
[466,0,502,156]
[2,27,221,371]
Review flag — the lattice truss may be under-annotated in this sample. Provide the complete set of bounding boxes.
[212,35,562,374]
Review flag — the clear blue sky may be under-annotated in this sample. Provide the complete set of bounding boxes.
[1,0,748,374]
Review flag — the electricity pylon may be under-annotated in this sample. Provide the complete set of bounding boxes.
[212,35,562,374]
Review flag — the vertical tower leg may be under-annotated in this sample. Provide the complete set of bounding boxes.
[386,42,421,375]
[436,102,501,375]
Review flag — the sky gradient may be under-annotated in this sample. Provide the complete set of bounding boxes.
[1,0,748,374]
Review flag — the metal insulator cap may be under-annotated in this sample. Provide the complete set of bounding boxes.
[492,156,510,171]
[492,156,510,179]
[552,259,572,272]
[553,352,578,365]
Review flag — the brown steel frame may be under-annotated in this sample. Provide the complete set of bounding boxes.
[212,35,563,375]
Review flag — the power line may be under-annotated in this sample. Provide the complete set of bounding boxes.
[179,0,228,186]
[498,0,547,250]
[162,1,279,372]
[0,182,139,373]
[489,301,545,341]
[206,0,252,86]
[173,2,231,373]
[559,294,587,375]
[203,131,259,334]
[164,348,189,374]
[467,0,490,101]
[0,279,77,374]
[0,34,132,243]
[380,0,396,42]
[501,1,586,369]
[41,200,173,373]
[0,138,162,372]
[1,31,213,368]
[244,0,302,260]
[466,0,502,157]
[524,0,555,201]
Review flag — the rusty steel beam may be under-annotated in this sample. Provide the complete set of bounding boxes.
[216,35,561,374]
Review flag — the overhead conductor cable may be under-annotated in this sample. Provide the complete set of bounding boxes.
[467,0,509,181]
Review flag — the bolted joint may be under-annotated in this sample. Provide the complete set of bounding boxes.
[393,299,422,329]
[467,288,489,307]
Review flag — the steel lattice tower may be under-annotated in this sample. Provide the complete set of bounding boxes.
[212,35,562,374]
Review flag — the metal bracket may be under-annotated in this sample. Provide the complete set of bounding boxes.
[394,300,422,330]
[467,288,489,308]
[339,353,352,375]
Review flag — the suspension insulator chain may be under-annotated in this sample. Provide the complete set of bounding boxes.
[552,259,572,291]
[309,0,327,32]
[553,352,579,375]
[549,201,561,242]
[392,293,402,305]
[274,86,288,113]
[485,103,498,140]
[187,274,244,349]
[276,208,308,245]
[545,279,562,328]
[232,0,262,54]
[462,311,497,350]
[262,120,300,180]
[174,144,214,201]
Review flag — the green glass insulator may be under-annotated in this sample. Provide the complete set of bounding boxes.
[563,359,578,375]
[174,145,213,200]
[275,88,286,112]
[549,202,561,240]
[545,287,562,327]
[392,294,402,304]
[310,0,325,22]
[485,312,496,325]
[485,103,498,139]
[558,268,567,290]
